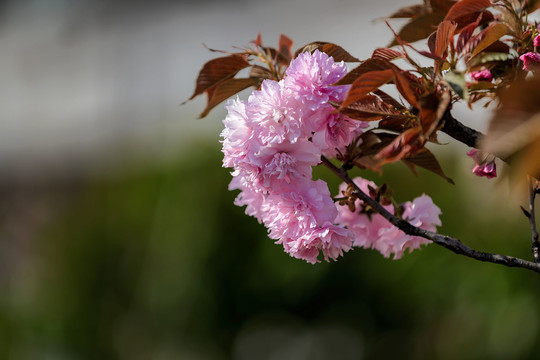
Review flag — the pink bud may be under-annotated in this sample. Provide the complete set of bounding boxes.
[469,69,493,82]
[472,161,497,178]
[520,52,540,71]
[534,35,540,48]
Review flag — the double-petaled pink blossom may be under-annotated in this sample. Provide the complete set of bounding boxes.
[221,50,366,263]
[335,177,441,259]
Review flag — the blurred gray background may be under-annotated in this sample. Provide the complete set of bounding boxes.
[0,0,432,177]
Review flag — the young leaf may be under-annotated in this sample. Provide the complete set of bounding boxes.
[418,90,450,136]
[430,0,458,14]
[341,69,395,108]
[372,48,404,61]
[456,18,481,54]
[378,115,416,133]
[278,34,293,64]
[335,59,391,85]
[374,89,406,110]
[319,43,360,62]
[443,70,469,101]
[404,148,455,184]
[339,95,406,121]
[470,23,509,58]
[435,20,457,58]
[392,69,420,108]
[199,78,256,118]
[190,55,250,100]
[387,4,427,18]
[390,12,444,46]
[294,42,359,62]
[375,127,424,163]
[444,0,493,22]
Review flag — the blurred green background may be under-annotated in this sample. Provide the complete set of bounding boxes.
[2,0,540,358]
[1,137,539,360]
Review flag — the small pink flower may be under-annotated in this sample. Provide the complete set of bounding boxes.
[520,52,540,71]
[467,149,497,178]
[469,69,493,82]
[472,162,497,178]
[533,34,540,48]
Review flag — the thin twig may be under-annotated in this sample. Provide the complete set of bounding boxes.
[528,176,540,263]
[321,156,540,274]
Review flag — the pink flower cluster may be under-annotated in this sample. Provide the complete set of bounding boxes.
[222,50,441,263]
[336,178,441,259]
[222,50,365,263]
[467,149,497,178]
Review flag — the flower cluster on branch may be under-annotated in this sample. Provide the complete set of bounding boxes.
[189,0,540,273]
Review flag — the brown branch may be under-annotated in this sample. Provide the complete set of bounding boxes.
[440,109,484,148]
[321,156,540,274]
[527,177,540,263]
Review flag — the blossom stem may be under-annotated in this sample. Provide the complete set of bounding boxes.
[527,176,540,263]
[320,156,540,273]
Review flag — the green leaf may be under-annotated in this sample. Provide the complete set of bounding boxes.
[443,70,469,101]
[467,52,512,69]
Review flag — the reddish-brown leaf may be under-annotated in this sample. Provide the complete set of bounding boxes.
[456,16,482,54]
[481,77,540,168]
[341,69,395,108]
[427,31,437,55]
[430,0,458,14]
[199,78,256,118]
[255,32,263,47]
[278,34,293,64]
[335,59,391,85]
[418,90,450,136]
[471,23,509,58]
[190,55,250,100]
[387,4,427,18]
[319,43,360,62]
[375,127,424,163]
[378,115,416,133]
[392,69,420,108]
[372,48,404,61]
[374,90,406,110]
[453,10,492,33]
[435,20,457,58]
[294,42,359,62]
[444,0,493,22]
[390,12,444,46]
[339,95,406,121]
[404,148,455,184]
[524,0,540,12]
